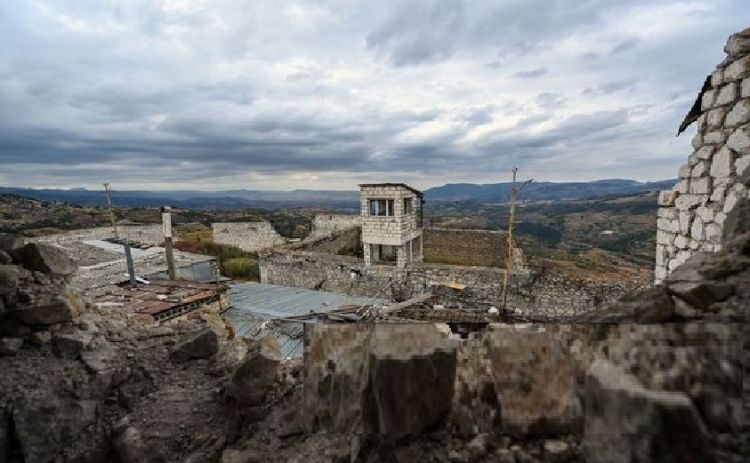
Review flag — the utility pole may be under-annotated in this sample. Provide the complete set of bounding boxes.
[102,183,118,239]
[502,167,532,309]
[161,206,176,280]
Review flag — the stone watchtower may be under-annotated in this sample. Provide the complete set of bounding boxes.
[359,183,424,268]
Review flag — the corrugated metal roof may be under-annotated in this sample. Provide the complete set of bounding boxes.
[224,282,386,359]
[227,282,383,318]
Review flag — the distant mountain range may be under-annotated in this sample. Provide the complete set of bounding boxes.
[0,179,675,210]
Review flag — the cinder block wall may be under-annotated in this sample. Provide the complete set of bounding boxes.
[655,27,750,282]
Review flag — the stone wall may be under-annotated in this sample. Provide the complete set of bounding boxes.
[211,222,287,252]
[655,27,750,282]
[308,214,361,239]
[34,225,167,246]
[259,250,644,318]
[423,228,510,268]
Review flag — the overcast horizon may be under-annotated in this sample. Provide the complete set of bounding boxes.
[1,1,748,191]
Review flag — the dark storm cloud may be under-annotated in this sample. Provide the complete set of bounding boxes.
[0,0,748,188]
[513,68,547,79]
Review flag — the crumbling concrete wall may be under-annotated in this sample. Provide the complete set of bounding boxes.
[211,222,286,252]
[259,250,644,318]
[34,225,167,247]
[423,228,522,268]
[308,214,361,239]
[655,27,750,282]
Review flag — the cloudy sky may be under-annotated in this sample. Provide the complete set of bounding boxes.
[0,0,748,191]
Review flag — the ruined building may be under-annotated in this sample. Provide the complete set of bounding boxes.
[360,183,424,268]
[655,27,750,282]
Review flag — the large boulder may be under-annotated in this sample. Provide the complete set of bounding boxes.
[225,336,281,405]
[303,324,457,441]
[170,328,220,363]
[361,327,457,440]
[583,359,716,463]
[10,243,77,279]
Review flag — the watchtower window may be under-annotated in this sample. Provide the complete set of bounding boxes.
[369,199,394,216]
[403,198,413,214]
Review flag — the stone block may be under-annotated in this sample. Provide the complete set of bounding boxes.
[691,132,703,149]
[703,130,727,145]
[701,89,716,111]
[690,216,704,241]
[736,155,750,181]
[674,179,688,194]
[674,194,701,210]
[674,235,689,249]
[694,145,713,160]
[657,190,677,206]
[691,161,708,177]
[742,78,750,98]
[656,230,674,246]
[724,27,750,57]
[678,211,693,234]
[705,106,727,128]
[710,184,727,202]
[727,126,750,154]
[725,99,750,126]
[711,68,724,87]
[657,218,679,234]
[689,177,711,194]
[678,164,692,178]
[715,82,737,105]
[657,207,678,220]
[695,205,715,224]
[710,145,734,177]
[723,54,750,81]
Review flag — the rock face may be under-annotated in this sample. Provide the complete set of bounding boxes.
[225,336,282,405]
[170,328,220,363]
[655,26,750,282]
[583,360,716,463]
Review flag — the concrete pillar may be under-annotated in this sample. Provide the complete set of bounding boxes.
[396,244,407,268]
[364,243,372,266]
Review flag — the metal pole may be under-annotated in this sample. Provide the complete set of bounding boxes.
[124,244,136,288]
[161,206,176,280]
[103,183,118,239]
